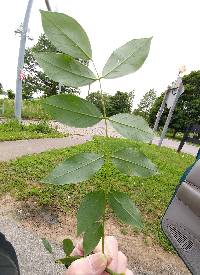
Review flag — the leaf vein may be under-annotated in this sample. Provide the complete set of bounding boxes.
[48,155,103,180]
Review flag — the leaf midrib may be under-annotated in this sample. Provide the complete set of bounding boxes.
[44,13,91,60]
[48,155,104,180]
[111,193,141,225]
[37,54,96,81]
[111,154,156,172]
[44,101,102,120]
[103,41,148,78]
[109,117,153,135]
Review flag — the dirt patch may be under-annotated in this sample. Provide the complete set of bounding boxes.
[0,195,190,275]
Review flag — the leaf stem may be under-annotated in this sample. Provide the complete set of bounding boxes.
[91,60,109,138]
[105,268,125,275]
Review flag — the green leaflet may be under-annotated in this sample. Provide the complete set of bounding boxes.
[63,239,75,256]
[102,37,152,79]
[111,148,157,177]
[55,256,81,267]
[83,222,103,256]
[42,94,102,128]
[42,152,104,185]
[109,113,154,142]
[42,238,53,253]
[33,52,97,87]
[77,191,106,236]
[41,10,92,60]
[108,190,143,229]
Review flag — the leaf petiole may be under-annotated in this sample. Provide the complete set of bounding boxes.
[105,267,125,275]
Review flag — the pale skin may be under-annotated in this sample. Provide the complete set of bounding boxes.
[65,236,134,275]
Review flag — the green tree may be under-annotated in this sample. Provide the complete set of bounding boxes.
[0,83,4,95]
[23,34,80,98]
[86,90,135,117]
[7,89,15,99]
[149,71,200,136]
[134,89,157,119]
[109,90,135,116]
[86,91,111,115]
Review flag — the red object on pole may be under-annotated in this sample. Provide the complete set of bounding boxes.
[19,70,25,81]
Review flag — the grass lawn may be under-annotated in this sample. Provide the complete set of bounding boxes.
[0,137,194,251]
[0,120,64,141]
[0,99,51,120]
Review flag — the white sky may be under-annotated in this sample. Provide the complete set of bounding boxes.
[1,0,200,108]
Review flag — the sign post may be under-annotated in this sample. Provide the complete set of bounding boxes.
[158,76,184,147]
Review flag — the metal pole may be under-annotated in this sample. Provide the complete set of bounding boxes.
[153,90,168,131]
[45,0,51,11]
[158,79,183,147]
[15,0,34,122]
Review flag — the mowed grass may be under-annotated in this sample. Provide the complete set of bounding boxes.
[0,120,64,141]
[0,137,194,251]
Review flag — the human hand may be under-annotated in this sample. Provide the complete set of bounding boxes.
[65,236,133,275]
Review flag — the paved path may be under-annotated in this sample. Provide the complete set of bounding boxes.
[0,217,65,275]
[0,135,91,162]
[0,120,199,162]
[152,137,199,156]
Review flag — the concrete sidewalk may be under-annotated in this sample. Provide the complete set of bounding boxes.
[152,137,199,156]
[0,135,91,162]
[0,217,65,275]
[0,135,198,163]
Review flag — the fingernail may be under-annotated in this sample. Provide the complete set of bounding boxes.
[90,253,107,271]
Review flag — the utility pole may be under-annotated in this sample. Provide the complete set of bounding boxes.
[15,0,34,122]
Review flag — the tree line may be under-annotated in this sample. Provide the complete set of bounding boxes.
[1,33,199,136]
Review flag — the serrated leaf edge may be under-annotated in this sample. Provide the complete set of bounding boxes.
[43,154,104,182]
[111,150,157,173]
[109,116,153,136]
[109,191,143,228]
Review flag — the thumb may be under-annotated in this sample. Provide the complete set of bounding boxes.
[66,252,108,275]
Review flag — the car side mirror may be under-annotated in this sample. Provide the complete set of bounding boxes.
[161,160,200,274]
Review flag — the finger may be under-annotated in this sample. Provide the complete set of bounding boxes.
[71,239,84,256]
[117,251,127,273]
[94,236,118,272]
[125,268,134,275]
[66,252,107,275]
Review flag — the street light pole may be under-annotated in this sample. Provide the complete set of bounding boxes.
[45,0,52,11]
[15,0,34,122]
